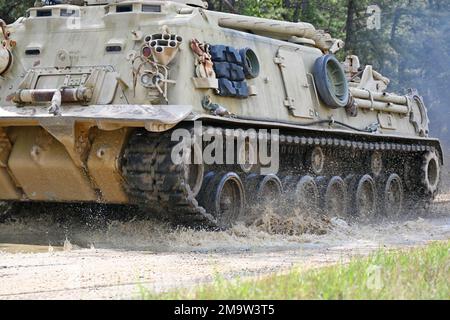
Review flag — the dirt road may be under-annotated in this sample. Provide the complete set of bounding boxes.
[0,199,449,300]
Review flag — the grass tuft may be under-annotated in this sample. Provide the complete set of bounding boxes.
[140,241,450,300]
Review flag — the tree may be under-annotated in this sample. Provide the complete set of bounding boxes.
[0,0,34,24]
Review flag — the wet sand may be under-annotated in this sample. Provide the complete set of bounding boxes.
[0,199,449,300]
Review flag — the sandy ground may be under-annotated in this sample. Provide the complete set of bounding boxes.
[0,196,449,300]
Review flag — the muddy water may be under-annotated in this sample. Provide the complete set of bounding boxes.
[0,244,64,254]
[0,199,449,299]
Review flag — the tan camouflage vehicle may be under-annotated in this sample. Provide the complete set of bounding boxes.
[0,0,442,228]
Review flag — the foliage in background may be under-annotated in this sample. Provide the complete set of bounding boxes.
[141,241,450,299]
[0,0,34,24]
[1,0,449,146]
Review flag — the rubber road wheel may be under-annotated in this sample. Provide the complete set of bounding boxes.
[382,174,404,217]
[202,172,245,229]
[295,176,319,213]
[324,176,348,218]
[354,175,377,220]
[313,54,349,108]
[239,48,260,79]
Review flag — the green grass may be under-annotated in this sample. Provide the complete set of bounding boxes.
[140,241,450,300]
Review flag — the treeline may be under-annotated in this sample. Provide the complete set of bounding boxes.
[1,0,449,147]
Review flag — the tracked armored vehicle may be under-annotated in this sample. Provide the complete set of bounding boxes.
[0,0,443,228]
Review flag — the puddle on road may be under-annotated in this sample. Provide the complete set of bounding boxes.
[0,243,64,254]
[0,199,449,255]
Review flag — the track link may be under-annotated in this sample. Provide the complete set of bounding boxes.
[122,130,217,228]
[122,125,441,228]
